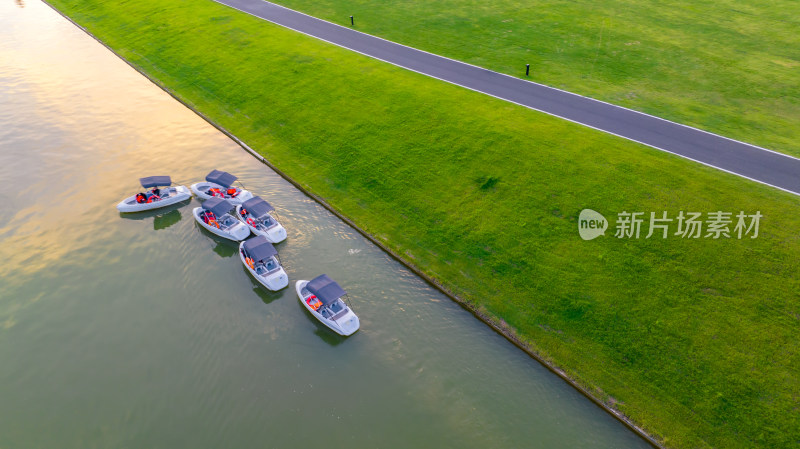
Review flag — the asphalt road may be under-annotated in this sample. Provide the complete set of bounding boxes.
[214,0,800,196]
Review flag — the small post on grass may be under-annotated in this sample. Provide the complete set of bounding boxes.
[526,63,530,77]
[350,15,354,26]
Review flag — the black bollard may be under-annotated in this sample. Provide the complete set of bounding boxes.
[526,64,530,77]
[350,15,354,26]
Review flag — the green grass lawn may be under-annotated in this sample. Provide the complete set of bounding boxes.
[46,0,800,447]
[263,0,800,158]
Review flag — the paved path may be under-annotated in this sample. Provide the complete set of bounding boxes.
[214,0,800,196]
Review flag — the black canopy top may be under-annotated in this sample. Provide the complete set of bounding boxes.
[201,197,234,216]
[306,274,347,306]
[242,236,278,262]
[242,196,275,218]
[205,169,237,188]
[140,175,172,188]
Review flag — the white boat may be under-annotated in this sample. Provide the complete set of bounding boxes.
[192,197,251,241]
[235,196,287,244]
[190,169,253,204]
[117,175,192,213]
[296,275,360,336]
[239,236,289,291]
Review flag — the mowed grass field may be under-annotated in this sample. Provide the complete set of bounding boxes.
[267,0,800,157]
[47,0,800,447]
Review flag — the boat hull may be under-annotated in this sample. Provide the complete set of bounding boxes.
[191,182,253,205]
[235,205,287,243]
[117,185,191,212]
[192,207,251,241]
[295,280,360,336]
[239,242,289,291]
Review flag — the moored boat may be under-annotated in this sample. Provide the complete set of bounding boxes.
[190,169,253,204]
[296,275,359,336]
[235,196,287,244]
[239,236,288,291]
[117,175,191,213]
[192,197,250,241]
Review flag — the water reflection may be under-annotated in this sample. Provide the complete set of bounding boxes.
[118,201,188,231]
[312,323,347,347]
[153,209,182,230]
[203,232,239,258]
[240,265,282,305]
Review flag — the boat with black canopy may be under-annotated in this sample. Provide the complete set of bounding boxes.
[192,197,251,241]
[296,275,360,336]
[116,175,191,212]
[191,169,253,204]
[239,235,288,291]
[235,196,287,243]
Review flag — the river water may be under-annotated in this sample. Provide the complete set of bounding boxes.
[0,1,651,447]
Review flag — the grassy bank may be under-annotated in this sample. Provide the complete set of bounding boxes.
[265,0,800,157]
[47,0,800,447]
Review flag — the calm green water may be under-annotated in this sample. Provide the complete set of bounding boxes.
[0,2,651,447]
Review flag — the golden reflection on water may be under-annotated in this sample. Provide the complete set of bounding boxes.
[0,0,231,283]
